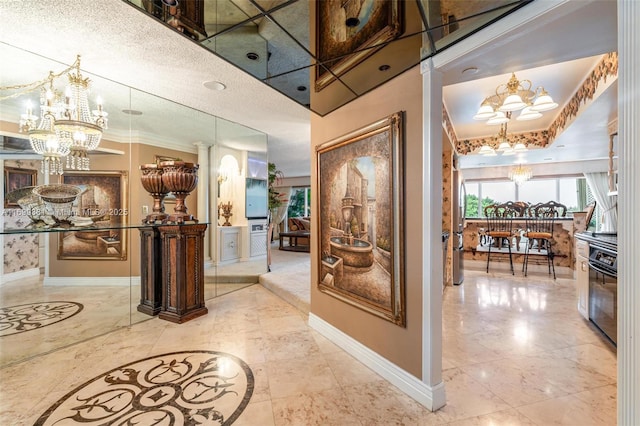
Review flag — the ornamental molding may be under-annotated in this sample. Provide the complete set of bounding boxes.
[449,52,618,155]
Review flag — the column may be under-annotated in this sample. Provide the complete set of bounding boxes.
[420,57,446,410]
[194,141,212,265]
[158,223,208,323]
[617,0,640,423]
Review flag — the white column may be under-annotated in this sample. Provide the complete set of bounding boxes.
[618,0,640,423]
[421,57,446,410]
[194,142,212,265]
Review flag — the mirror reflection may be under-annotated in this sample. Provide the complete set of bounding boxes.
[0,42,268,367]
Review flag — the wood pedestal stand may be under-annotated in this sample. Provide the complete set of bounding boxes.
[137,226,162,315]
[157,223,208,323]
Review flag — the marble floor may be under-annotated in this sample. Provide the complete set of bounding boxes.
[0,261,617,425]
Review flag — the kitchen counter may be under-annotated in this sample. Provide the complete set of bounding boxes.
[575,231,617,252]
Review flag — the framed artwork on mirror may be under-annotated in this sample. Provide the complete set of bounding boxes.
[57,170,128,260]
[315,0,402,91]
[316,112,406,326]
[4,167,37,208]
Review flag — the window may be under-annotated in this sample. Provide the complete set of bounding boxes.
[287,187,311,218]
[463,177,585,218]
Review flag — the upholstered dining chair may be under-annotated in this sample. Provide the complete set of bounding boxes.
[484,203,517,275]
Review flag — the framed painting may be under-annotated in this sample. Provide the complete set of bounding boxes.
[58,171,129,260]
[315,0,402,91]
[4,167,37,207]
[316,112,405,326]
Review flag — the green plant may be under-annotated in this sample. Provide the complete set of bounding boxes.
[268,162,285,209]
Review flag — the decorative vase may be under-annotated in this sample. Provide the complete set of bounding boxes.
[140,163,169,223]
[159,161,199,222]
[32,184,82,225]
[219,201,233,226]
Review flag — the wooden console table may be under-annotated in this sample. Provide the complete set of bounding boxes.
[279,230,310,252]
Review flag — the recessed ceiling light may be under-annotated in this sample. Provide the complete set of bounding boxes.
[544,157,553,161]
[122,109,143,116]
[462,67,478,75]
[246,52,259,61]
[203,80,226,91]
[478,162,486,166]
[378,64,391,71]
[556,144,565,148]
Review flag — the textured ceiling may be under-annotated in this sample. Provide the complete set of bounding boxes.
[0,0,619,177]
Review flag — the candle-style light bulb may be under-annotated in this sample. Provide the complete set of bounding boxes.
[96,96,103,112]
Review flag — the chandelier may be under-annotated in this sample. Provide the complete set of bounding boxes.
[473,72,558,123]
[478,122,528,156]
[509,164,533,185]
[17,55,108,174]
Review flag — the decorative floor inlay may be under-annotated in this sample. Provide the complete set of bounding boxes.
[36,351,254,425]
[0,301,83,337]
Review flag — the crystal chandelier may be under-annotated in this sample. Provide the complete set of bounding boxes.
[509,164,533,185]
[473,72,558,123]
[18,55,107,174]
[20,79,70,175]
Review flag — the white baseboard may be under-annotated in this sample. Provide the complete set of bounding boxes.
[1,267,40,285]
[308,313,446,411]
[43,276,141,286]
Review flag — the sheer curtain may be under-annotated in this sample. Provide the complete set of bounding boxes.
[584,172,617,232]
[272,186,293,239]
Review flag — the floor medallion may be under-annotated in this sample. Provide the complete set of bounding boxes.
[35,350,254,425]
[0,301,83,337]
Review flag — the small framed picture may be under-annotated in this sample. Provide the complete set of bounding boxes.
[4,167,37,207]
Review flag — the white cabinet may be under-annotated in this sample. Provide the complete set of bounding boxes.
[576,239,589,320]
[248,219,268,258]
[219,227,240,263]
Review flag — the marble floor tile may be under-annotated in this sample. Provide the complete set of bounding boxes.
[271,388,362,426]
[0,266,618,425]
[265,354,339,399]
[431,368,511,423]
[516,386,616,426]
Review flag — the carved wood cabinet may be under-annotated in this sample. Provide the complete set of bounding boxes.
[138,223,208,324]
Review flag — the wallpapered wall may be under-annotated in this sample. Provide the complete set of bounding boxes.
[442,150,453,286]
[3,159,41,275]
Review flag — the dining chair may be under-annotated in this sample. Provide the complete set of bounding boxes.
[484,203,517,275]
[522,201,560,279]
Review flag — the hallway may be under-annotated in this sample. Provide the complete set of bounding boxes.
[0,265,616,424]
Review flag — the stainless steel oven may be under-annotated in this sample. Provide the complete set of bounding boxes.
[588,243,617,346]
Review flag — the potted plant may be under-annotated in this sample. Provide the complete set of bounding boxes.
[268,162,285,210]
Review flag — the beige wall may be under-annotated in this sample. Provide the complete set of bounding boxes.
[310,65,424,377]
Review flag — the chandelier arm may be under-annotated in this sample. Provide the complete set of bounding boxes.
[0,61,78,101]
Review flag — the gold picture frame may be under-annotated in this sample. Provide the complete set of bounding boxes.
[4,166,37,208]
[315,0,402,91]
[316,112,405,326]
[57,170,129,260]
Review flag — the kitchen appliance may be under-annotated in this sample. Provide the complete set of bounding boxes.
[451,168,466,285]
[587,233,617,346]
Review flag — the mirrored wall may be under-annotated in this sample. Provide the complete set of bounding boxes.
[0,41,269,367]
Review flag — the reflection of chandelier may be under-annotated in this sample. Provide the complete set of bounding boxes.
[473,72,559,123]
[509,164,533,185]
[18,55,108,174]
